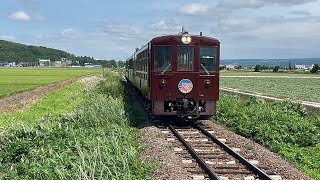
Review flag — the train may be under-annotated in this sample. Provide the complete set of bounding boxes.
[125,30,220,120]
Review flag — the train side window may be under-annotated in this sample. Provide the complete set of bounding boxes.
[177,46,194,71]
[200,47,217,72]
[154,46,172,71]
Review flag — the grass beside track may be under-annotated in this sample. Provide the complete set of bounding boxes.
[0,68,100,98]
[216,93,320,179]
[0,70,152,179]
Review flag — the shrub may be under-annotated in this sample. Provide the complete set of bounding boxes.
[254,64,261,72]
[273,66,280,72]
[310,64,319,74]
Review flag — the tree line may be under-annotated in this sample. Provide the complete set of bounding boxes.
[0,40,125,67]
[254,64,319,73]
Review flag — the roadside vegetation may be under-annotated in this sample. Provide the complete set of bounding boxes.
[0,68,99,98]
[220,77,320,102]
[0,70,152,179]
[216,93,320,179]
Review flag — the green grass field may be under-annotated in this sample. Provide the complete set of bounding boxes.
[0,70,152,179]
[220,71,320,102]
[220,70,320,77]
[0,68,100,98]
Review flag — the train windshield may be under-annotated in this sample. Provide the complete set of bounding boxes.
[200,47,217,72]
[154,46,172,71]
[177,46,194,71]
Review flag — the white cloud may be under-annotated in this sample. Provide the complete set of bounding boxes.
[177,3,209,16]
[150,20,181,33]
[218,17,258,32]
[35,15,45,21]
[62,28,74,35]
[0,35,17,41]
[218,0,264,9]
[8,11,31,22]
[217,0,317,10]
[103,24,140,39]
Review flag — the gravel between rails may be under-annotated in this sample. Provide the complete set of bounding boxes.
[139,119,312,179]
[139,123,191,180]
[199,120,312,180]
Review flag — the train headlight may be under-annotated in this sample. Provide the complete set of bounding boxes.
[160,79,166,88]
[181,35,192,44]
[204,80,211,88]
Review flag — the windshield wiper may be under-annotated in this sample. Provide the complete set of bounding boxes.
[200,63,210,75]
[161,63,171,74]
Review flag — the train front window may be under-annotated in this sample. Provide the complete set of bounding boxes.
[177,47,194,71]
[154,46,172,71]
[200,47,217,72]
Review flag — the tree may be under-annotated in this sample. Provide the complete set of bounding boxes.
[219,65,226,70]
[236,65,242,70]
[109,59,117,68]
[273,66,280,72]
[118,61,125,68]
[310,64,319,74]
[254,64,261,72]
[289,60,292,70]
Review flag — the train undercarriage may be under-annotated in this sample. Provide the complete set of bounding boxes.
[152,99,216,120]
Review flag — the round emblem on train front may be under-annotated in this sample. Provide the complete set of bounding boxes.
[178,79,193,94]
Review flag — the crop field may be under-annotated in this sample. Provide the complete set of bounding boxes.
[0,68,100,98]
[0,70,152,179]
[220,70,320,77]
[220,71,320,102]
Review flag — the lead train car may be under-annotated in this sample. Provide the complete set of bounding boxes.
[126,33,220,119]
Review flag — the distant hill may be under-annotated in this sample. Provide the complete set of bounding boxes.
[0,40,97,65]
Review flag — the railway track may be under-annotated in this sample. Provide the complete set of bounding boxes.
[161,122,282,180]
[126,80,282,180]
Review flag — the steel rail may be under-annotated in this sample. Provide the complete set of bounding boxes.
[193,123,273,180]
[167,124,220,180]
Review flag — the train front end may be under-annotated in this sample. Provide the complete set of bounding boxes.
[150,33,220,119]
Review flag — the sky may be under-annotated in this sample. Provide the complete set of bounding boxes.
[1,0,320,60]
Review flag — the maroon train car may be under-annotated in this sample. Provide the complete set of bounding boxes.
[126,32,220,119]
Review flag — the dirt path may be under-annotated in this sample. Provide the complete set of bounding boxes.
[0,75,90,114]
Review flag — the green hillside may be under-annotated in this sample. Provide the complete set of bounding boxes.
[0,40,95,65]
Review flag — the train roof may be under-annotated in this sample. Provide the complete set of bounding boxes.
[151,34,220,44]
[126,33,220,61]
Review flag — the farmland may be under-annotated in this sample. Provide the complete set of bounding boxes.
[0,70,152,179]
[0,68,100,98]
[220,71,320,102]
[220,70,320,77]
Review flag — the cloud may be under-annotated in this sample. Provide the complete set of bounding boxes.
[217,0,264,9]
[217,0,317,10]
[61,28,77,37]
[8,11,31,22]
[103,23,140,40]
[0,35,17,41]
[217,17,258,32]
[263,0,317,6]
[34,15,45,21]
[150,20,182,34]
[177,3,209,16]
[290,10,312,16]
